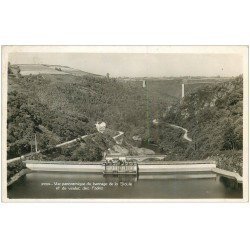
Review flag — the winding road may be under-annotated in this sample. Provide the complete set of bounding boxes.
[169,124,192,142]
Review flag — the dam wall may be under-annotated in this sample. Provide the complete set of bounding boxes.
[212,168,243,183]
[25,161,104,172]
[138,161,216,173]
[24,160,242,183]
[25,160,216,173]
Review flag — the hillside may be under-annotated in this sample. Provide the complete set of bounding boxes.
[7,64,174,159]
[150,75,243,175]
[8,63,242,176]
[14,64,103,77]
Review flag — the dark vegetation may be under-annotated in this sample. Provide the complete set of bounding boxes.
[7,67,184,160]
[7,160,26,181]
[30,133,115,162]
[7,63,243,177]
[149,76,243,175]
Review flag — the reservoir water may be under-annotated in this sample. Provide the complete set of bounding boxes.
[7,171,243,199]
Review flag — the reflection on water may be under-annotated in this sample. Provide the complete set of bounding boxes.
[7,171,243,199]
[219,176,242,190]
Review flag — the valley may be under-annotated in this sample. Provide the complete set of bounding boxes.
[7,63,243,181]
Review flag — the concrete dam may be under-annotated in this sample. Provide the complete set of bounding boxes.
[24,157,242,183]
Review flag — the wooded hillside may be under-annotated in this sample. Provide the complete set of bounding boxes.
[7,64,243,176]
[7,68,176,159]
[151,75,243,175]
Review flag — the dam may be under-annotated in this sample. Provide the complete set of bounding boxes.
[24,159,217,174]
[23,157,242,183]
[7,156,243,199]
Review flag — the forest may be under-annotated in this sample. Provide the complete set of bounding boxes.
[7,64,243,176]
[149,75,243,175]
[7,67,177,159]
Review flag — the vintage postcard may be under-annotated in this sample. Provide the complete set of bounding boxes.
[1,46,248,202]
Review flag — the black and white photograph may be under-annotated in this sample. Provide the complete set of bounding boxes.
[1,46,248,201]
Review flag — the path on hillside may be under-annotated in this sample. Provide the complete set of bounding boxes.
[109,130,156,156]
[169,124,192,142]
[7,134,94,164]
[55,134,92,148]
[7,129,124,163]
[113,131,124,144]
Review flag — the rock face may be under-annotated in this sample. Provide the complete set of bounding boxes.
[132,135,142,141]
[108,145,129,155]
[95,122,106,133]
[153,119,159,125]
[130,146,155,155]
[107,144,155,156]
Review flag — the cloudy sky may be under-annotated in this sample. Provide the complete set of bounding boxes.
[9,52,243,77]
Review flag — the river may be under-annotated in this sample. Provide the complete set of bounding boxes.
[7,171,242,199]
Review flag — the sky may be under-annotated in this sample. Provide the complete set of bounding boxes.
[9,52,243,77]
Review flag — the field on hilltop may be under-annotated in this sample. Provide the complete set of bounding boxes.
[16,64,68,75]
[15,64,103,77]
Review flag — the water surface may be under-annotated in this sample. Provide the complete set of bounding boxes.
[7,171,243,199]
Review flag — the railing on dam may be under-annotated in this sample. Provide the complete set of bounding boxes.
[105,154,167,162]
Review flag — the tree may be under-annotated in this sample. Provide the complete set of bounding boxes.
[72,143,102,161]
[222,123,237,150]
[8,62,13,75]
